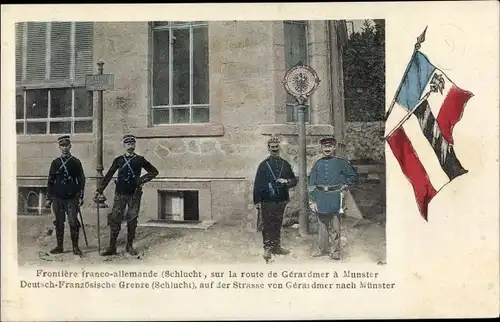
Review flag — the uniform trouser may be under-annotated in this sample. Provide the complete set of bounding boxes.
[52,198,81,229]
[317,213,341,256]
[107,190,143,246]
[261,201,287,250]
[52,198,81,249]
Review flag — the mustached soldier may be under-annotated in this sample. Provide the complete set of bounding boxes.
[45,135,86,256]
[96,135,159,256]
[253,136,297,262]
[308,136,357,260]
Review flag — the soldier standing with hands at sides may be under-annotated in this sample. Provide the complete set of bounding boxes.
[45,135,86,256]
[308,136,357,260]
[95,134,159,256]
[253,136,297,263]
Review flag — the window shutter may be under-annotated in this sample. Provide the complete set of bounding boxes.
[50,22,71,81]
[15,23,23,83]
[74,22,94,81]
[284,21,307,69]
[25,22,47,83]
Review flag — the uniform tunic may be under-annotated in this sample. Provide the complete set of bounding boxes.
[98,154,159,196]
[98,153,159,225]
[47,154,86,200]
[46,154,86,228]
[253,156,297,205]
[308,156,357,214]
[253,156,297,249]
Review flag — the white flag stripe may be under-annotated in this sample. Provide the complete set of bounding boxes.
[441,140,449,163]
[385,102,410,137]
[400,107,450,191]
[421,69,455,119]
[432,121,440,146]
[421,106,431,129]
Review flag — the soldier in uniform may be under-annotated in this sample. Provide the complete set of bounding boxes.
[45,135,86,256]
[308,136,357,260]
[95,134,159,256]
[253,136,297,262]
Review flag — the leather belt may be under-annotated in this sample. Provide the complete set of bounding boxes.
[315,184,342,192]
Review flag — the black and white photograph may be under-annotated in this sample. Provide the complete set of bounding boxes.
[15,19,386,266]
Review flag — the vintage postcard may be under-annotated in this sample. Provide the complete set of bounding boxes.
[1,2,499,320]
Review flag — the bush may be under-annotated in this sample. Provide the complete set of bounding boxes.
[343,19,385,122]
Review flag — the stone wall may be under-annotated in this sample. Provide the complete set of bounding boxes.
[345,121,385,162]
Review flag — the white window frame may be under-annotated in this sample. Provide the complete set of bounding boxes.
[16,22,93,135]
[159,190,185,221]
[284,20,311,124]
[157,189,203,222]
[150,21,210,126]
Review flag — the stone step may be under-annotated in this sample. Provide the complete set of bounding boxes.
[140,220,216,230]
[356,173,384,184]
[353,164,386,174]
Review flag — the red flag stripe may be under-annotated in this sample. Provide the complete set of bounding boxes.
[387,127,438,220]
[436,85,474,145]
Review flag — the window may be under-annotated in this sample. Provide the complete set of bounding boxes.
[15,22,94,135]
[158,190,200,222]
[284,20,309,123]
[151,21,210,125]
[18,186,51,216]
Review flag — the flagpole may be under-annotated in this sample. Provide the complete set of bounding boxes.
[384,92,431,139]
[385,26,428,120]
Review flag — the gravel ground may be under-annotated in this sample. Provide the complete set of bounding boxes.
[17,215,386,266]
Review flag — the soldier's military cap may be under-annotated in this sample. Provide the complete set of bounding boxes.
[57,135,71,145]
[267,135,280,145]
[123,134,136,144]
[319,136,336,145]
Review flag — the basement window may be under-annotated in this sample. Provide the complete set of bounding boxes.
[158,190,200,223]
[18,186,51,216]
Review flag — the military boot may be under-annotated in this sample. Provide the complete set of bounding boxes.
[272,245,290,255]
[329,230,342,260]
[329,241,341,260]
[271,235,290,255]
[50,225,64,254]
[311,249,329,257]
[125,220,138,256]
[70,226,83,256]
[263,248,272,263]
[329,253,341,260]
[101,225,119,256]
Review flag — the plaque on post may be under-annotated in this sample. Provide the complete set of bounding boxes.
[283,62,321,105]
[85,74,115,91]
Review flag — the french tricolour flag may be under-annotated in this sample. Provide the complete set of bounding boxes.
[386,51,474,220]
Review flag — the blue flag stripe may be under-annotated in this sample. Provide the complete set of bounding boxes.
[396,52,436,111]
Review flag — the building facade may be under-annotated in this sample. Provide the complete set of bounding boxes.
[16,20,360,229]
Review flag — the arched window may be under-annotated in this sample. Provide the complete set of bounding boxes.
[18,186,50,216]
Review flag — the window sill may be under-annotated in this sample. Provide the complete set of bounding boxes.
[16,133,95,144]
[259,124,334,136]
[134,124,225,138]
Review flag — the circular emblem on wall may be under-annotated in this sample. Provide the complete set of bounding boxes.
[283,62,321,102]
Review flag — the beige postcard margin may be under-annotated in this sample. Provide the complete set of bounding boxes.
[1,2,499,320]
